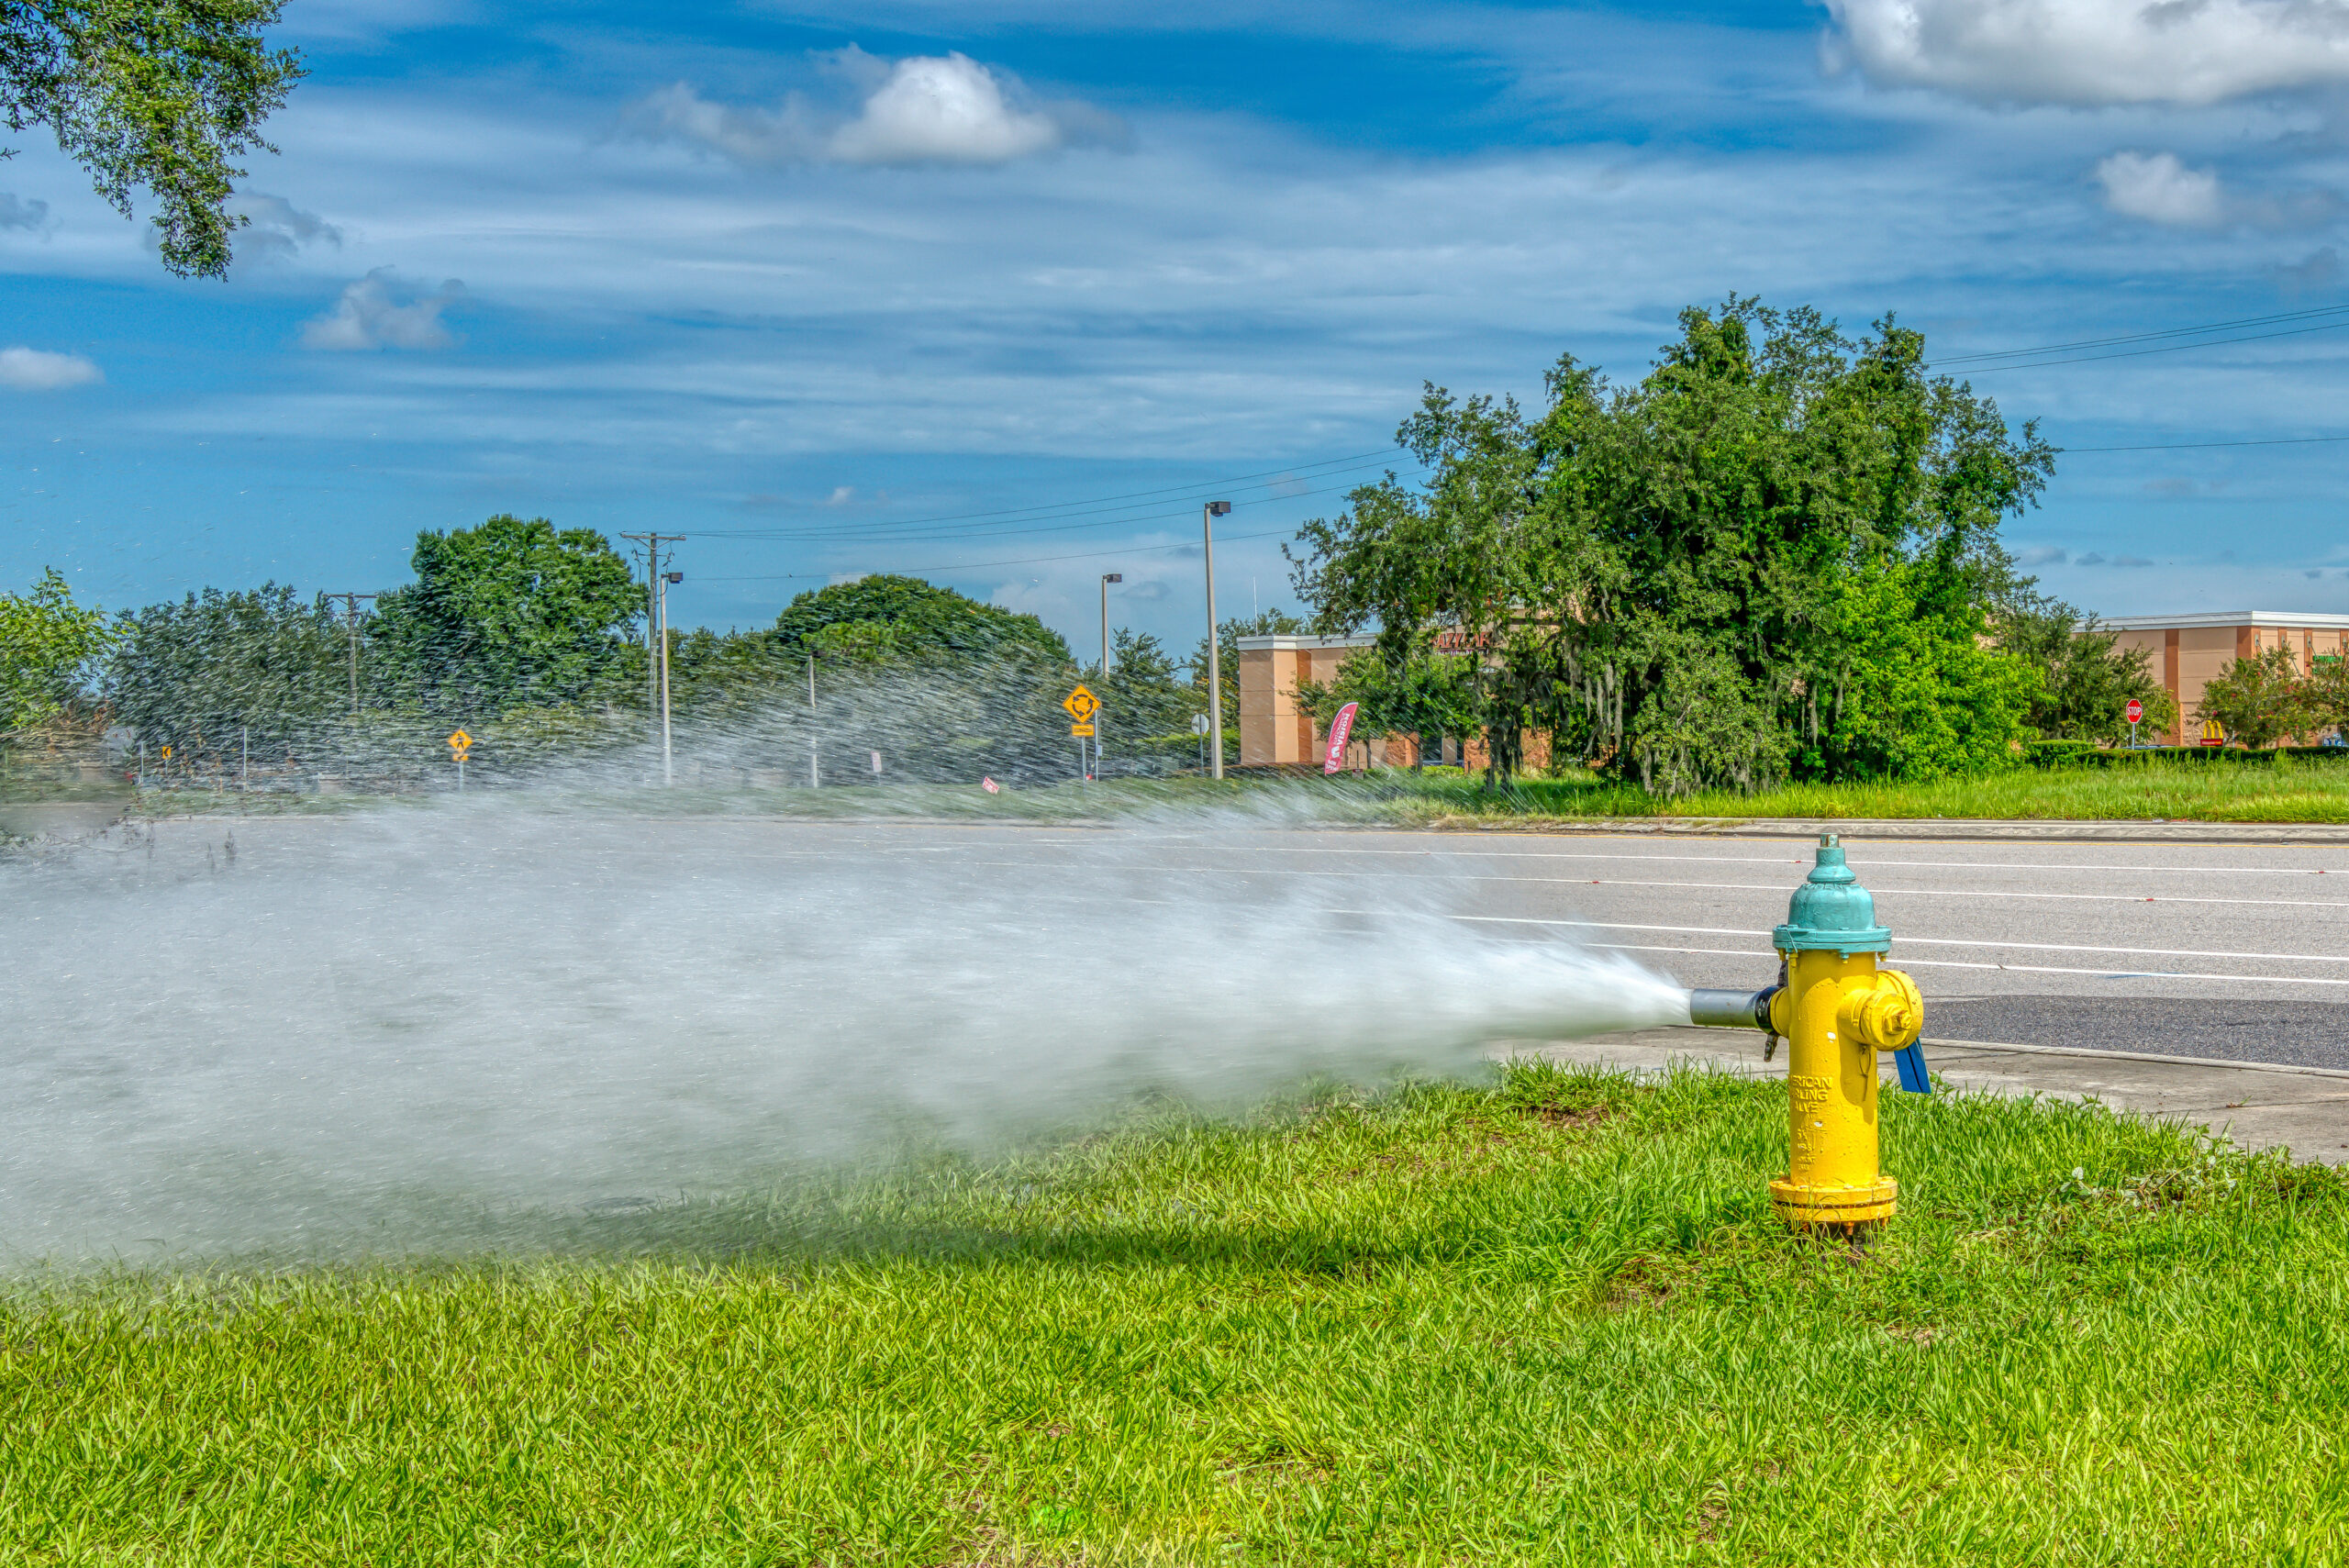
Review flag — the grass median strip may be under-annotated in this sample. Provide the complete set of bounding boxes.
[1391,758,2349,826]
[4,1064,2344,1564]
[63,751,2349,829]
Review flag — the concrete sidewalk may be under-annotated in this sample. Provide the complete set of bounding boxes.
[1516,1027,2349,1165]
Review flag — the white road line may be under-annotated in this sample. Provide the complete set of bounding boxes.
[1174,863,2349,909]
[766,833,2344,879]
[1446,916,2349,966]
[1226,843,2343,877]
[661,847,2349,910]
[811,824,2349,878]
[1574,941,2349,988]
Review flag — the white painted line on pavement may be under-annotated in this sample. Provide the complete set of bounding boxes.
[1179,863,2349,908]
[1229,844,2343,878]
[1446,916,2349,967]
[1577,940,2349,988]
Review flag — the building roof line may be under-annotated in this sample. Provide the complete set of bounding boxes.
[1234,633,1381,651]
[2103,611,2349,630]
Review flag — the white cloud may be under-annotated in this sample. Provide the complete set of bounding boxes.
[831,53,1063,166]
[2278,246,2342,295]
[1826,0,2349,106]
[232,193,343,262]
[2095,150,2222,226]
[624,50,1122,171]
[0,193,50,232]
[622,82,826,166]
[0,346,102,391]
[300,268,464,350]
[2092,150,2343,228]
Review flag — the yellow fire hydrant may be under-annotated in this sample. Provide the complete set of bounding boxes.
[1689,833,1927,1229]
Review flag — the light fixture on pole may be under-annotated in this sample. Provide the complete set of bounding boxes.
[1202,502,1231,779]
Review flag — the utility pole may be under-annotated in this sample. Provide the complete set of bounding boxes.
[658,564,681,785]
[1202,501,1230,780]
[327,593,377,717]
[620,534,685,785]
[807,653,819,787]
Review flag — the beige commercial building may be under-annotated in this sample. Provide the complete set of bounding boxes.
[1236,612,2349,762]
[1235,633,1383,767]
[2106,612,2349,744]
[1233,632,1550,771]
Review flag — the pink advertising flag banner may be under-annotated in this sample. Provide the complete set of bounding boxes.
[1322,702,1359,775]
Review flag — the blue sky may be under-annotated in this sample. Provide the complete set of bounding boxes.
[9,0,2349,655]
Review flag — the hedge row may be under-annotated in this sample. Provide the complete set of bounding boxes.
[2022,738,2349,768]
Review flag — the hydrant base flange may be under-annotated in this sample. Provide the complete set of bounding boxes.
[1769,1175,1898,1228]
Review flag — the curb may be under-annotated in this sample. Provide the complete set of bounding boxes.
[1417,816,2349,845]
[1919,1035,2349,1082]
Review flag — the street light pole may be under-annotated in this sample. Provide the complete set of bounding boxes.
[1100,573,1121,677]
[1202,501,1230,779]
[1099,572,1121,779]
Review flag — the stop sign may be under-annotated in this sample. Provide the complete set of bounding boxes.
[2126,699,2143,725]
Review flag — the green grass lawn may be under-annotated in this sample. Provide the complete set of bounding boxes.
[6,1064,2344,1565]
[1386,755,2349,826]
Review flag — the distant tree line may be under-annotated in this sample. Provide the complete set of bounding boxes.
[0,517,1250,786]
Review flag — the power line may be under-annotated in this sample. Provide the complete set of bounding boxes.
[669,305,2349,595]
[693,527,1301,584]
[1932,303,2349,366]
[709,471,1414,550]
[1938,313,2349,375]
[2061,432,2349,453]
[690,448,1406,542]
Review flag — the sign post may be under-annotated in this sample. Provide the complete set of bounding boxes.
[448,728,473,791]
[2126,697,2143,749]
[1322,701,1359,776]
[1063,684,1100,781]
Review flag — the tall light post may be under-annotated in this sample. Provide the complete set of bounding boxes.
[807,651,819,788]
[1098,572,1121,779]
[1099,573,1121,676]
[1201,501,1231,778]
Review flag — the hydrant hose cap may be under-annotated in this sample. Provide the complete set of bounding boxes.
[1773,832,1892,955]
[1837,968,1924,1050]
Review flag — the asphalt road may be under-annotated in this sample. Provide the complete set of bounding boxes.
[694,818,2349,1072]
